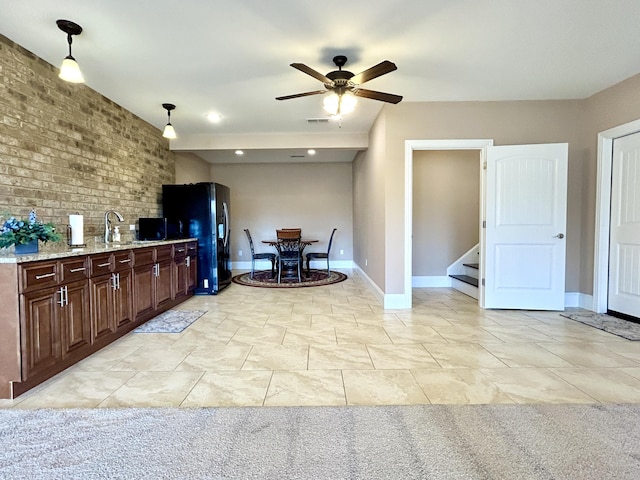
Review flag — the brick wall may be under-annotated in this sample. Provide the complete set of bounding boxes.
[0,33,175,243]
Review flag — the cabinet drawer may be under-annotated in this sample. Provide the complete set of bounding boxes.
[89,253,113,277]
[61,257,88,283]
[186,242,197,256]
[173,243,187,259]
[113,251,133,272]
[133,248,154,266]
[156,245,173,262]
[19,261,59,293]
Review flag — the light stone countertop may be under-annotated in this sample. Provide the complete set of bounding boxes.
[0,238,197,264]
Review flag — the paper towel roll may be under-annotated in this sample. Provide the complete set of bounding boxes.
[69,214,84,245]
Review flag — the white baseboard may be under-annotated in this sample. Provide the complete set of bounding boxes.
[412,276,451,288]
[353,264,385,306]
[354,264,411,309]
[233,259,355,271]
[564,292,594,310]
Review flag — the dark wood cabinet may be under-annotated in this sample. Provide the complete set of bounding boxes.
[20,286,61,380]
[60,280,90,357]
[20,258,90,380]
[2,240,197,399]
[134,245,174,322]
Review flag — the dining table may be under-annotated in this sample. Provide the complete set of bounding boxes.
[262,238,318,280]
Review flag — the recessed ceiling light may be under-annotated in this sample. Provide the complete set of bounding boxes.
[235,150,244,156]
[207,112,222,123]
[307,149,316,155]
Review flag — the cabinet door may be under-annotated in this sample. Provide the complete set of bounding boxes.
[174,257,188,300]
[90,274,117,341]
[187,254,198,293]
[61,280,90,357]
[134,264,155,321]
[114,269,134,329]
[155,259,173,309]
[21,287,61,380]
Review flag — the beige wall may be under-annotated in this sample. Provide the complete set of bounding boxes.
[0,34,174,243]
[358,75,640,296]
[413,150,480,276]
[580,74,640,293]
[174,152,212,184]
[209,162,353,265]
[361,100,583,293]
[353,110,387,288]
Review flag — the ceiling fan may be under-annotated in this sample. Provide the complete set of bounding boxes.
[276,55,403,114]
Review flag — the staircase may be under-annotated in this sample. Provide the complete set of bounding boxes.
[447,245,480,299]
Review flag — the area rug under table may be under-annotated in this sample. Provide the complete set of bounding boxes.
[232,269,347,288]
[133,309,206,333]
[560,311,640,340]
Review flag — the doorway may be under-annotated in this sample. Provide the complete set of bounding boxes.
[593,118,640,314]
[403,139,493,309]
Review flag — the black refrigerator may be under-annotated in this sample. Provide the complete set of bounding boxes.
[162,182,231,294]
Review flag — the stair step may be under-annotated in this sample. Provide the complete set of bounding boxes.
[463,263,479,270]
[449,274,479,287]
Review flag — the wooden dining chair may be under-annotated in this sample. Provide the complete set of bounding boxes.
[306,228,337,276]
[275,229,302,283]
[244,229,277,279]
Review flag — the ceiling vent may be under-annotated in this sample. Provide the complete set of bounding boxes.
[306,118,330,124]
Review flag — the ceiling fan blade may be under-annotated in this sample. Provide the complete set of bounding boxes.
[276,90,327,101]
[353,88,403,104]
[350,60,397,85]
[290,63,332,84]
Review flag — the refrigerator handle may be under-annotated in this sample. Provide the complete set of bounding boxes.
[222,201,230,248]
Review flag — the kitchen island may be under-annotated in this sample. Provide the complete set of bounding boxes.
[0,239,197,399]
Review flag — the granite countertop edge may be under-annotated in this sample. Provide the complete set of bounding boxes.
[0,239,198,264]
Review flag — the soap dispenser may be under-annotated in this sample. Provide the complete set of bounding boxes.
[112,226,121,242]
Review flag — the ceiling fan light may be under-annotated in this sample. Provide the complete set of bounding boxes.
[323,92,357,116]
[59,56,85,83]
[323,93,340,115]
[341,93,357,114]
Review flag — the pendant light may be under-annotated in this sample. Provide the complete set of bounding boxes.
[162,103,177,139]
[56,20,85,83]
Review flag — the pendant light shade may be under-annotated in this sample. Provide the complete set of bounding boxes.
[56,20,85,83]
[162,103,177,139]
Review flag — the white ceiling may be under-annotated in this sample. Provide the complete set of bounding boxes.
[2,1,640,163]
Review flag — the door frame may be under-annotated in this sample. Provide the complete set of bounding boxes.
[593,118,640,313]
[404,139,494,309]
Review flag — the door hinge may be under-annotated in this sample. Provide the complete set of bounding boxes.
[482,278,485,286]
[483,161,487,170]
[482,220,486,228]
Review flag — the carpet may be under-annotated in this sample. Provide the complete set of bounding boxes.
[1,404,640,479]
[133,310,206,333]
[232,269,347,288]
[560,311,640,340]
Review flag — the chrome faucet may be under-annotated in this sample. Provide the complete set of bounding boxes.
[104,210,124,243]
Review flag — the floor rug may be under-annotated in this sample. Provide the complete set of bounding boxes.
[232,269,347,288]
[1,404,640,479]
[133,310,206,333]
[560,311,640,340]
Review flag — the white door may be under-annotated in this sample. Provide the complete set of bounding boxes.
[484,143,568,310]
[608,132,640,318]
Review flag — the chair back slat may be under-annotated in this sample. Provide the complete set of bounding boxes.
[276,229,301,240]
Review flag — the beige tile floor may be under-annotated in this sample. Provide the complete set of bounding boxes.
[3,269,640,409]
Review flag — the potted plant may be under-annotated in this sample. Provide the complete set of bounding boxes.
[0,209,62,254]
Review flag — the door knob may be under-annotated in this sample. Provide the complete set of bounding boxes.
[554,233,565,239]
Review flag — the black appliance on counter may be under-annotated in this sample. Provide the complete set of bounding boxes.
[138,217,184,240]
[162,182,231,294]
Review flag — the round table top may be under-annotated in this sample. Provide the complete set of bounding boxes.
[262,239,318,245]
